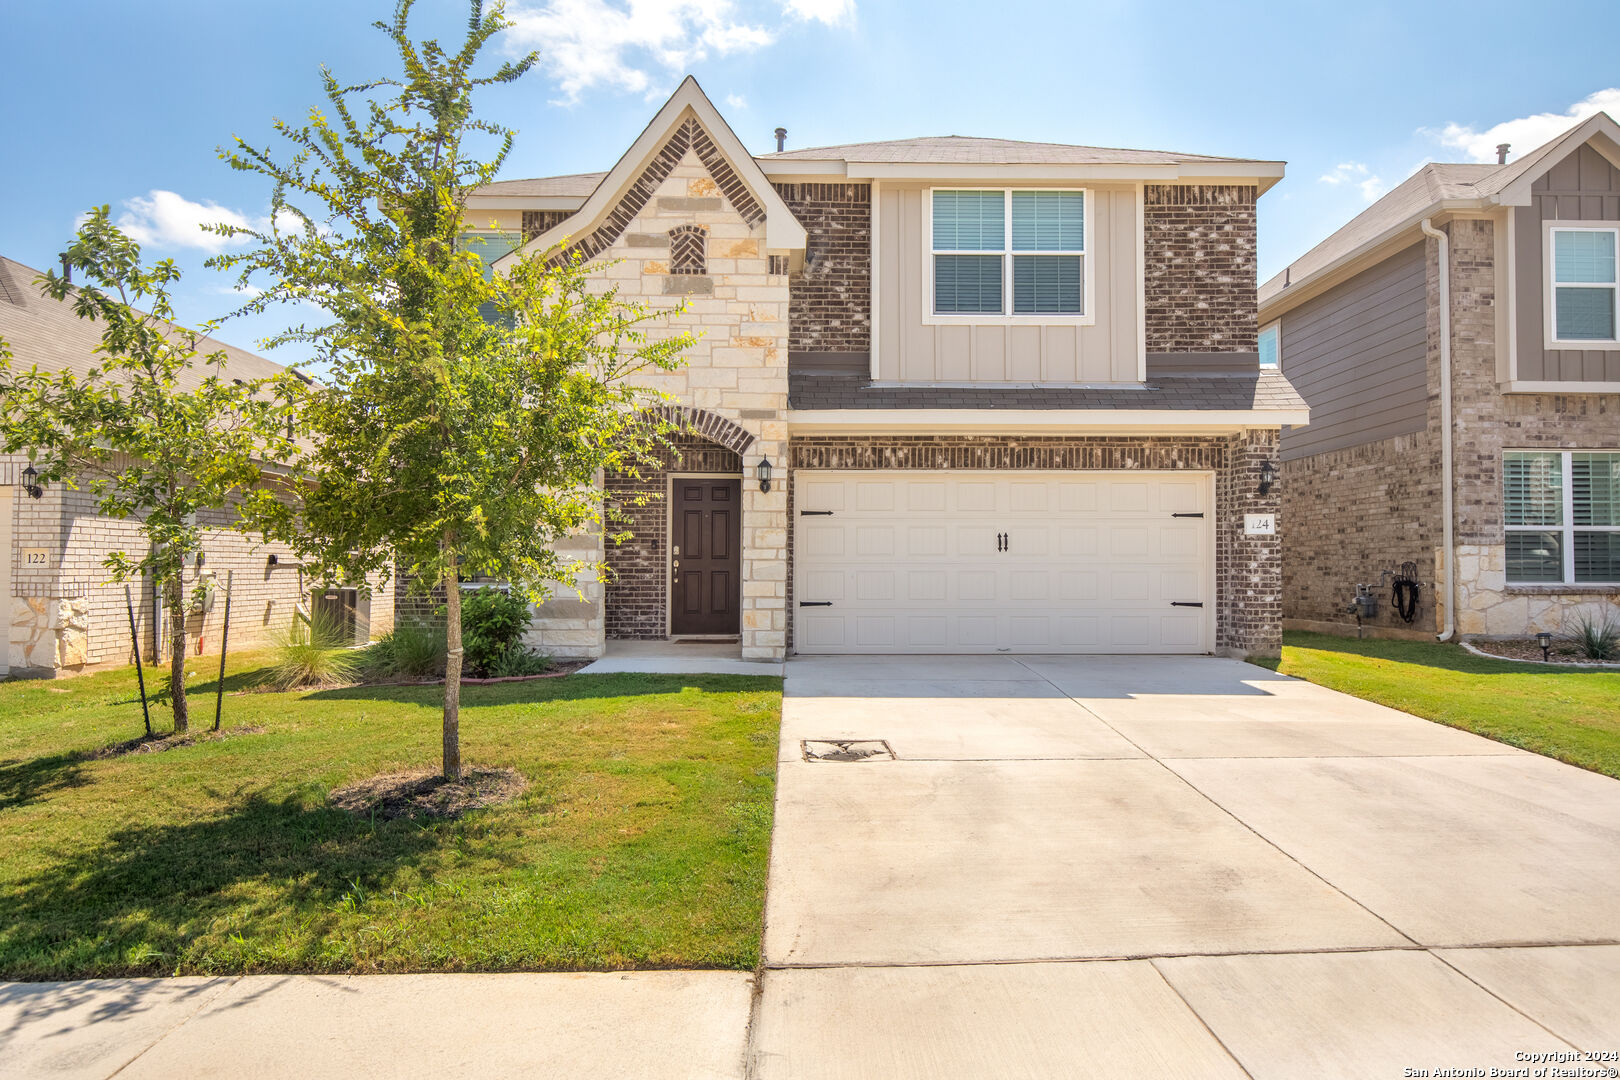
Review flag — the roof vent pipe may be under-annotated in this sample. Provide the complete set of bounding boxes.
[774,127,787,153]
[1496,143,1510,165]
[59,254,71,285]
[1421,217,1456,643]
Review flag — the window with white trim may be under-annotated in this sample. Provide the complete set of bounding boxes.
[1258,320,1281,369]
[1550,227,1618,343]
[931,189,1086,317]
[1504,450,1620,584]
[458,231,523,278]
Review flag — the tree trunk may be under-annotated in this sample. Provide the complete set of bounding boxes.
[166,575,189,734]
[442,551,463,780]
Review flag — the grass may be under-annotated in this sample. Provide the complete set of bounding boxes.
[1254,631,1620,778]
[0,651,782,980]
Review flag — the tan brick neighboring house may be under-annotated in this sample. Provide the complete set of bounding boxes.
[0,255,392,678]
[464,77,1305,661]
[1261,113,1620,642]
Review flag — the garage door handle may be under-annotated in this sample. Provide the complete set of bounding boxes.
[799,601,833,607]
[1171,512,1205,518]
[1170,601,1204,608]
[799,510,834,516]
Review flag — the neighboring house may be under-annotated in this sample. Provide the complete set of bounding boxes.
[458,77,1304,661]
[0,255,391,677]
[1260,114,1620,641]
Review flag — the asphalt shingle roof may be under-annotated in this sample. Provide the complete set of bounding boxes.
[761,135,1269,166]
[788,372,1307,412]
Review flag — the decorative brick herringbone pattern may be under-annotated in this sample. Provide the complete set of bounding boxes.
[668,224,707,274]
[553,117,766,267]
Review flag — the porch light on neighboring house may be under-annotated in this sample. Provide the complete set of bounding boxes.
[1536,631,1553,661]
[757,456,773,493]
[21,463,43,500]
[1258,460,1276,496]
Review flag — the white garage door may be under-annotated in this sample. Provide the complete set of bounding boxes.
[793,471,1213,654]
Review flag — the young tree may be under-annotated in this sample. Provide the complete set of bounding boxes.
[212,0,692,779]
[0,209,297,731]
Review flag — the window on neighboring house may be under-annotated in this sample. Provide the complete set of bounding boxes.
[931,189,1086,317]
[1550,227,1618,343]
[1504,450,1620,584]
[1258,320,1281,369]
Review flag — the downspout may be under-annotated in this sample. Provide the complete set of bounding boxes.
[1421,218,1455,641]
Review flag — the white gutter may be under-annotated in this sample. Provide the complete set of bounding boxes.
[1421,218,1456,642]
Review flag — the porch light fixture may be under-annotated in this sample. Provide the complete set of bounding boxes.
[21,463,43,500]
[757,456,773,493]
[1258,460,1276,497]
[1536,631,1552,662]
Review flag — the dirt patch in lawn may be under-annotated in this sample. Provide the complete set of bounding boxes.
[329,767,528,821]
[85,726,267,759]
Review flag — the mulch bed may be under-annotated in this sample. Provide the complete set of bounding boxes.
[85,725,267,759]
[1468,638,1619,666]
[328,766,529,821]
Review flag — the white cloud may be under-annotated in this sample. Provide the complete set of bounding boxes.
[1429,88,1620,163]
[505,0,776,103]
[783,0,853,24]
[1318,162,1385,202]
[725,92,747,109]
[115,191,263,253]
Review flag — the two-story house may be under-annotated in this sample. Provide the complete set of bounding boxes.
[461,77,1303,662]
[1262,113,1620,642]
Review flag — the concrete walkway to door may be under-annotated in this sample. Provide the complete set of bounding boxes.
[749,654,1620,1079]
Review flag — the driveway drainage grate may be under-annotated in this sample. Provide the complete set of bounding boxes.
[802,739,895,762]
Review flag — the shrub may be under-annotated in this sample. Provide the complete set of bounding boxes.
[482,643,552,679]
[363,621,447,679]
[1568,606,1620,661]
[461,587,533,676]
[264,612,361,690]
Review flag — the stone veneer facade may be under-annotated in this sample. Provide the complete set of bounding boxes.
[522,111,790,660]
[785,432,1283,658]
[1143,185,1259,353]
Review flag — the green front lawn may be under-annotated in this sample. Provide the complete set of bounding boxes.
[0,655,782,979]
[1256,631,1620,778]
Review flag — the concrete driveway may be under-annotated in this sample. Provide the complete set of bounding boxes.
[750,655,1620,1079]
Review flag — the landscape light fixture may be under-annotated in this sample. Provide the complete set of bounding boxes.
[757,456,773,493]
[21,463,43,500]
[1536,631,1552,662]
[1258,460,1276,496]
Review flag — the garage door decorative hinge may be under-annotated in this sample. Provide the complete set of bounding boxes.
[799,510,834,516]
[798,601,833,607]
[1171,512,1205,518]
[1170,601,1204,607]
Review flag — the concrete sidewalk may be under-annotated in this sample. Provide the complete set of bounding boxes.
[752,654,1620,1079]
[0,972,752,1080]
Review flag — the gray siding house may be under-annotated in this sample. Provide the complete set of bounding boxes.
[450,78,1307,660]
[1261,113,1620,640]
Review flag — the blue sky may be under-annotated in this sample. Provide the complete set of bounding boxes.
[3,0,1617,366]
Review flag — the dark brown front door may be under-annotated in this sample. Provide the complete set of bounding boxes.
[671,478,741,636]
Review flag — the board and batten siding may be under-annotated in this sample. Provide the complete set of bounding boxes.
[1513,144,1620,382]
[1278,241,1428,461]
[875,184,1141,383]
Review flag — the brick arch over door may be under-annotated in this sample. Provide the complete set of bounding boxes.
[606,428,745,640]
[650,404,756,457]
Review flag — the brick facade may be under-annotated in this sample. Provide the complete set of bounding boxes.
[1143,185,1258,353]
[605,433,742,639]
[771,183,871,357]
[1280,430,1443,636]
[785,433,1283,658]
[522,210,573,240]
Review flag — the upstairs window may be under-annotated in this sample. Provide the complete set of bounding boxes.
[1504,450,1620,584]
[1550,227,1618,343]
[931,189,1086,318]
[1258,321,1281,369]
[459,231,523,279]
